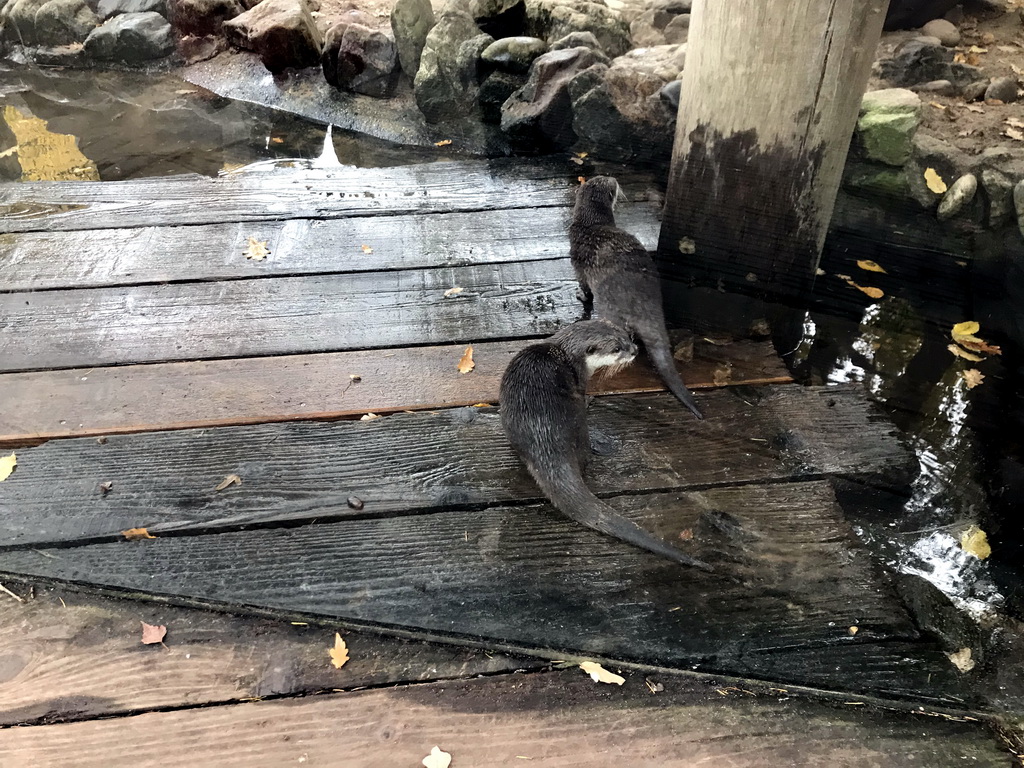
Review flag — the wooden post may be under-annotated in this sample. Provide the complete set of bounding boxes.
[657,0,889,299]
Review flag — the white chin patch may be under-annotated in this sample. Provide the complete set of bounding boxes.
[586,351,635,375]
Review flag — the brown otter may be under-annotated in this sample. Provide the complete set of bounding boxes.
[499,320,712,569]
[569,175,703,420]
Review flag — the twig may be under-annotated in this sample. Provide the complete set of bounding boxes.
[0,583,25,603]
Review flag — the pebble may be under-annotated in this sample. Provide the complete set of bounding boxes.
[921,18,960,47]
[659,78,681,110]
[347,496,364,510]
[1015,180,1024,238]
[961,80,989,102]
[912,79,956,96]
[937,173,977,221]
[985,77,1020,104]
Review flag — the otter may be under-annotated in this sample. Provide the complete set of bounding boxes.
[569,175,704,420]
[499,320,712,569]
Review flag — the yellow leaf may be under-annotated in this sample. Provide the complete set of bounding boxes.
[434,139,452,147]
[422,746,452,768]
[948,344,984,362]
[961,369,985,389]
[947,647,976,673]
[329,632,350,669]
[960,526,991,560]
[471,403,491,407]
[575,151,588,158]
[951,321,1001,355]
[856,260,887,274]
[122,527,156,540]
[0,452,16,482]
[577,176,586,184]
[579,661,625,685]
[141,622,167,644]
[215,474,242,491]
[244,237,270,261]
[924,168,947,194]
[457,345,475,374]
[443,286,463,297]
[952,321,980,339]
[360,244,373,254]
[840,275,884,299]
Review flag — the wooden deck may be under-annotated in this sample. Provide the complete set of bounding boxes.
[0,159,1017,766]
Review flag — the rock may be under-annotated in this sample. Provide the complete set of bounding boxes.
[962,79,989,102]
[856,88,922,166]
[981,168,1015,228]
[985,76,1020,104]
[921,18,959,46]
[97,0,165,21]
[1015,180,1024,238]
[313,7,373,37]
[84,11,173,61]
[549,30,600,51]
[32,0,98,45]
[479,69,525,122]
[877,36,983,88]
[884,0,960,30]
[843,164,912,200]
[906,134,971,208]
[223,0,321,73]
[470,0,524,38]
[322,22,398,97]
[481,35,546,72]
[0,0,46,44]
[943,4,965,24]
[653,0,691,12]
[415,8,491,124]
[658,78,680,110]
[168,0,243,36]
[501,45,605,149]
[629,8,671,48]
[662,12,688,44]
[525,0,630,57]
[390,0,434,78]
[937,173,977,220]
[911,79,956,96]
[177,31,226,62]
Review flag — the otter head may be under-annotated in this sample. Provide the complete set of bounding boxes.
[553,320,637,376]
[573,176,622,225]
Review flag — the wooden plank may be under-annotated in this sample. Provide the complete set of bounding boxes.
[0,260,578,372]
[0,159,604,234]
[0,386,911,547]
[0,206,659,291]
[0,582,535,727]
[0,339,790,444]
[0,670,1009,768]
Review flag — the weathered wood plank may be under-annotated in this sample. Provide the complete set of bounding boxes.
[0,339,790,444]
[0,260,578,372]
[0,669,1009,768]
[0,386,910,547]
[0,160,598,233]
[0,582,534,727]
[0,207,659,291]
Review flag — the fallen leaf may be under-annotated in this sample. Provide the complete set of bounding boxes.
[579,661,625,685]
[840,275,884,299]
[122,527,156,540]
[1006,127,1024,142]
[1007,117,1024,129]
[99,481,113,494]
[577,176,586,184]
[0,453,15,482]
[422,746,452,768]
[848,626,859,636]
[457,345,475,374]
[952,321,980,339]
[360,244,373,254]
[575,151,588,159]
[951,321,1002,355]
[360,412,382,421]
[443,286,464,297]
[856,259,887,274]
[349,374,361,382]
[329,632,350,669]
[175,89,197,95]
[215,473,242,491]
[571,156,584,165]
[961,369,985,389]
[928,101,946,110]
[270,137,284,144]
[924,168,947,194]
[966,105,985,114]
[966,45,988,54]
[244,236,270,261]
[960,526,991,559]
[815,267,826,276]
[434,139,452,147]
[947,647,976,673]
[141,622,167,644]
[948,343,984,362]
[471,402,491,407]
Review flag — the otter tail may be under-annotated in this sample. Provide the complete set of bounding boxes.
[533,464,713,571]
[641,331,704,420]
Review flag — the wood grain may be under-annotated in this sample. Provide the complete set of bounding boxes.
[0,583,534,727]
[0,260,578,372]
[0,669,1009,768]
[0,386,909,547]
[0,339,790,444]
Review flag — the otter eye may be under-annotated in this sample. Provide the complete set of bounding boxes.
[586,345,598,355]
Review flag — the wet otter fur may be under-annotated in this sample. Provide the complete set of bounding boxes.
[569,175,704,420]
[499,320,712,569]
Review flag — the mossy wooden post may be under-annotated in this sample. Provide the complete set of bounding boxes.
[657,0,889,299]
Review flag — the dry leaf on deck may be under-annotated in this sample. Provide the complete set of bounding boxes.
[141,622,167,644]
[577,176,586,184]
[0,453,16,482]
[457,346,475,374]
[360,412,382,421]
[924,168,947,194]
[960,526,991,560]
[360,244,373,254]
[948,344,984,362]
[947,647,976,673]
[579,661,625,685]
[329,632,350,669]
[856,260,887,274]
[951,321,1001,355]
[444,286,464,297]
[961,369,985,389]
[270,137,284,144]
[434,139,452,147]
[422,746,452,768]
[841,276,884,299]
[215,474,242,491]
[244,237,270,261]
[122,527,156,540]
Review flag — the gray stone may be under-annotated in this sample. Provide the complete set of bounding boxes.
[97,0,165,21]
[501,45,604,149]
[962,79,989,102]
[479,69,525,122]
[33,0,98,45]
[981,168,1014,228]
[525,0,629,57]
[390,0,434,78]
[414,8,491,124]
[223,0,322,73]
[470,0,524,38]
[906,134,971,209]
[84,11,173,61]
[921,18,959,46]
[662,12,688,44]
[877,35,983,88]
[168,0,244,36]
[481,35,546,72]
[937,173,977,220]
[985,76,1020,104]
[659,78,680,110]
[1015,179,1024,238]
[856,88,922,166]
[322,22,398,98]
[1,0,47,44]
[629,8,670,47]
[549,30,600,51]
[911,79,956,95]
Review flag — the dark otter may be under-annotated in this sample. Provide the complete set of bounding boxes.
[499,320,712,569]
[569,175,703,420]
